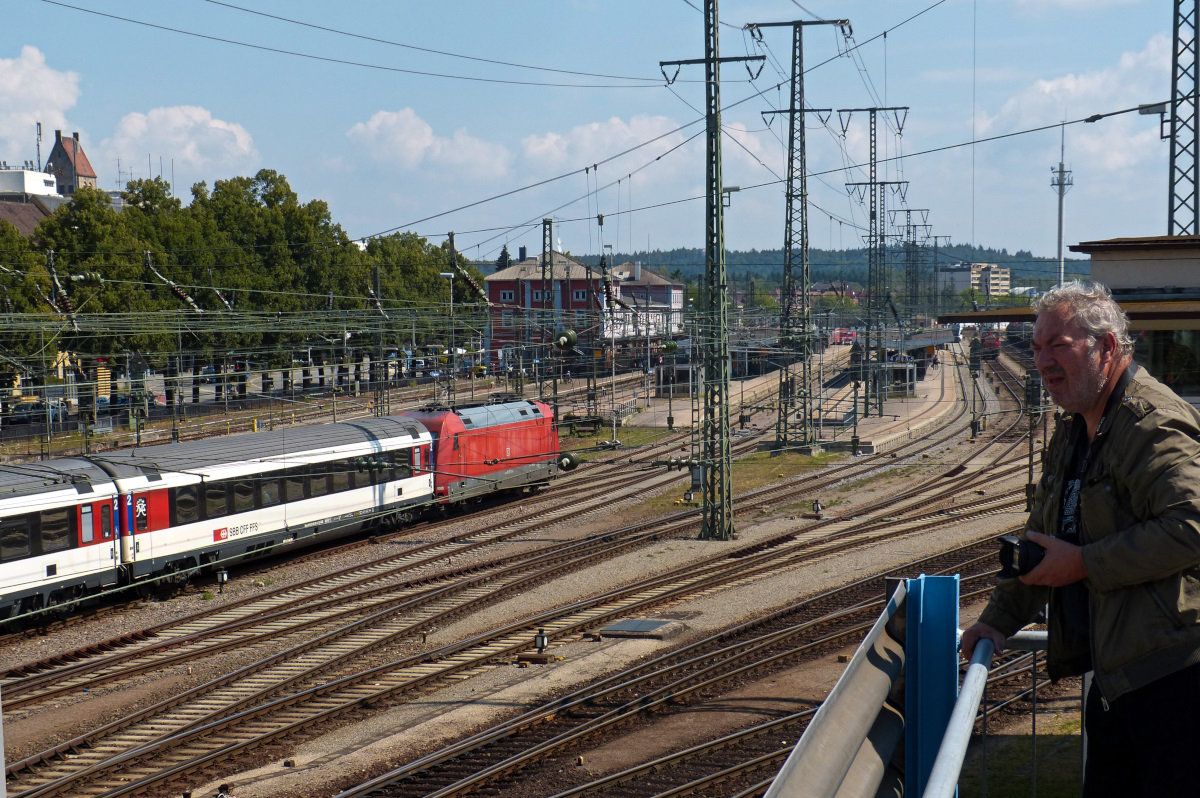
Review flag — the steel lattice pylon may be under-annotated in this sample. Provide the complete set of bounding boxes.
[661,0,762,541]
[1171,0,1200,235]
[753,19,847,452]
[700,0,733,540]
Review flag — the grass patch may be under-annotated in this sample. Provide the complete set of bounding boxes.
[730,450,841,493]
[958,722,1082,798]
[201,591,215,601]
[560,425,678,459]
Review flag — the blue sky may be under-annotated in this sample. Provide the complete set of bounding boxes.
[1,0,1172,263]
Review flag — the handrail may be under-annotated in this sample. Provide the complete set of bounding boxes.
[922,639,995,798]
[922,629,1048,798]
[763,581,907,798]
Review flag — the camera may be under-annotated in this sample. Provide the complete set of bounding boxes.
[998,535,1046,578]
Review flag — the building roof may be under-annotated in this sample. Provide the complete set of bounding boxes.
[0,200,50,236]
[486,250,595,281]
[615,264,680,287]
[54,135,97,179]
[1070,235,1200,254]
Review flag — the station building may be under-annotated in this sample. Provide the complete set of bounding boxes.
[483,251,684,372]
[940,234,1200,408]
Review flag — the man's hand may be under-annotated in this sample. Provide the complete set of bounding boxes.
[961,621,1006,661]
[1019,530,1088,587]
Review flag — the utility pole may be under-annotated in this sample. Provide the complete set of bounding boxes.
[662,0,763,541]
[1051,128,1074,286]
[540,219,553,398]
[894,208,930,313]
[842,107,908,417]
[446,232,457,407]
[749,17,849,453]
[1170,0,1200,235]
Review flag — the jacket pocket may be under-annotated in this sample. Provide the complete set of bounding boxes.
[1143,580,1188,631]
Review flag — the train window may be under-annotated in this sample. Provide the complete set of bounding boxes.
[0,515,31,561]
[205,482,227,518]
[285,473,305,503]
[81,505,94,544]
[101,503,112,539]
[394,448,414,479]
[308,466,330,498]
[331,461,350,493]
[172,486,200,525]
[260,476,282,508]
[40,507,71,553]
[232,480,256,513]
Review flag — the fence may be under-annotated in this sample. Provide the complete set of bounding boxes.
[766,576,1058,798]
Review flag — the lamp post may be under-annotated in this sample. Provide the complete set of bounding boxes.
[439,272,455,405]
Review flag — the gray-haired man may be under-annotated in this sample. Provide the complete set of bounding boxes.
[962,282,1200,796]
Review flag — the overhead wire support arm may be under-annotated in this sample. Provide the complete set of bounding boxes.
[658,55,766,86]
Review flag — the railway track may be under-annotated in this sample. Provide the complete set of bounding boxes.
[4,351,1039,798]
[4,448,1030,798]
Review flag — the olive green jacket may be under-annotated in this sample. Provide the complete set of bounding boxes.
[979,365,1200,703]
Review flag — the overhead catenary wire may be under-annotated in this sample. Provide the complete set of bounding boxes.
[36,0,673,89]
[200,0,672,83]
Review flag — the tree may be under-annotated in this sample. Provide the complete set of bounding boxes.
[496,244,512,272]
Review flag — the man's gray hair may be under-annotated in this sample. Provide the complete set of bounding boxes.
[1033,281,1133,356]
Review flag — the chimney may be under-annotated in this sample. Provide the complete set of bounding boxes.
[518,245,527,262]
[634,261,642,281]
[55,129,63,143]
[73,132,80,142]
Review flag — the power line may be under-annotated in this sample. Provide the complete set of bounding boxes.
[201,0,671,83]
[37,0,665,89]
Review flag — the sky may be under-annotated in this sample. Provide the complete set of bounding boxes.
[0,0,1175,266]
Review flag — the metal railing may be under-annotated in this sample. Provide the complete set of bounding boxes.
[767,576,1056,798]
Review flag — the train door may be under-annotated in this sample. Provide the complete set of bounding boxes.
[131,493,151,561]
[80,505,101,569]
[100,499,116,569]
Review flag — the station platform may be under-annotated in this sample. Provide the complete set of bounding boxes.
[625,345,970,456]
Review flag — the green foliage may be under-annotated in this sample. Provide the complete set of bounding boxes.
[0,169,498,374]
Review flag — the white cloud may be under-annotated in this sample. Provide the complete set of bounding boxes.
[521,115,692,182]
[980,34,1168,132]
[99,106,258,178]
[0,46,80,164]
[347,109,511,178]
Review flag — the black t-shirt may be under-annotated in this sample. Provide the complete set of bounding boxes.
[1054,364,1137,645]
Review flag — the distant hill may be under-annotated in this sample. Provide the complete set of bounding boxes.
[580,244,1089,289]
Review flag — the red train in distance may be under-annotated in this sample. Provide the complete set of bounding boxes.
[402,400,567,502]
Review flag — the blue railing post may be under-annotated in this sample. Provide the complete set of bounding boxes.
[905,574,961,796]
